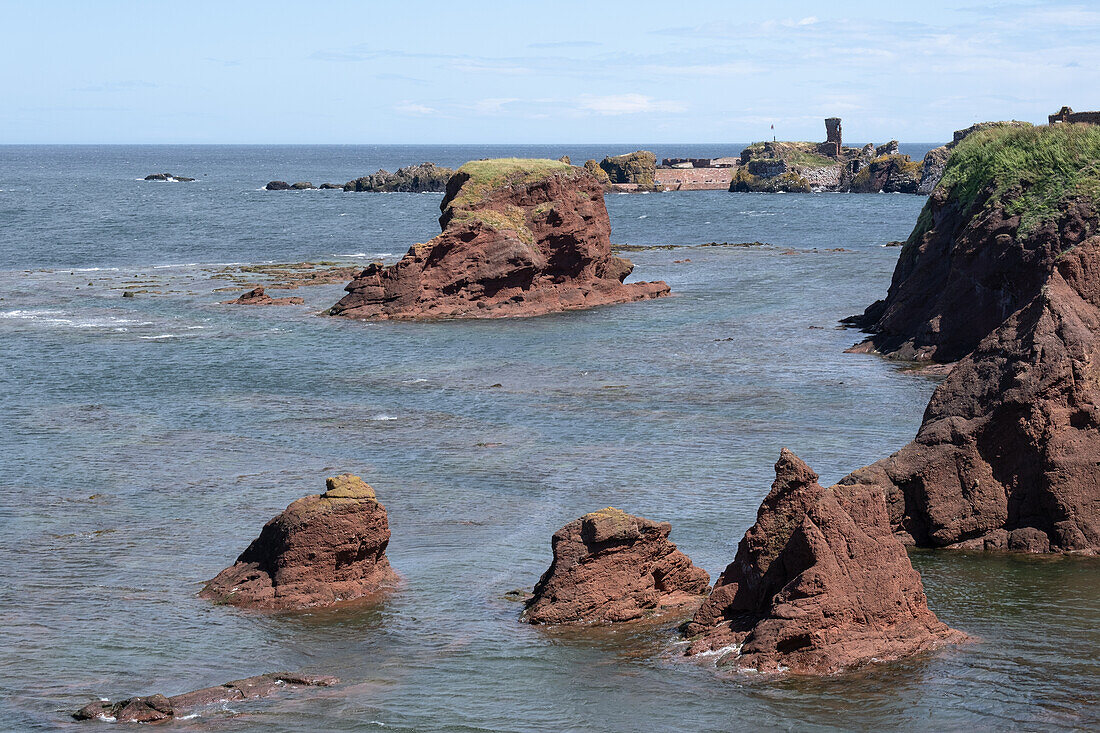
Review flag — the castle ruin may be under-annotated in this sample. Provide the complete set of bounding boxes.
[1048,106,1100,126]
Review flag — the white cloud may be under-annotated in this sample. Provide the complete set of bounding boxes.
[393,101,437,115]
[577,93,685,115]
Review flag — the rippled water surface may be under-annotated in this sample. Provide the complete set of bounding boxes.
[1,145,1097,731]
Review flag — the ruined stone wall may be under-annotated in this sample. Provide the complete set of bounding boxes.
[654,167,735,190]
[824,117,842,157]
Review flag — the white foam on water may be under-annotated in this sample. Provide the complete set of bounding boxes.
[153,263,199,269]
[139,334,186,340]
[73,267,120,272]
[692,643,742,659]
[337,253,369,258]
[403,378,428,384]
[371,414,399,421]
[638,214,648,219]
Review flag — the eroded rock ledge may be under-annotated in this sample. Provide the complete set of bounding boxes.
[201,474,397,610]
[329,158,669,319]
[685,450,963,675]
[524,508,709,624]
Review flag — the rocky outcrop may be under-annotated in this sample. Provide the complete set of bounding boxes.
[524,508,709,624]
[599,151,657,189]
[584,159,611,186]
[222,286,304,306]
[730,167,811,193]
[685,450,962,675]
[840,236,1100,553]
[200,474,397,610]
[265,180,291,190]
[73,673,338,723]
[849,154,921,193]
[144,173,195,182]
[328,158,669,319]
[849,124,1100,362]
[290,181,314,190]
[343,162,454,192]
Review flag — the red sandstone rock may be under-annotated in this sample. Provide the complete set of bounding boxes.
[328,159,669,320]
[524,507,710,624]
[73,673,338,722]
[685,450,962,675]
[849,179,1097,363]
[223,286,304,306]
[841,237,1100,554]
[200,474,397,610]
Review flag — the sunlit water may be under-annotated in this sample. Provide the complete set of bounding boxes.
[1,146,1096,731]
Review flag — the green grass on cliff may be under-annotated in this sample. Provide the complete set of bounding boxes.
[932,123,1100,236]
[449,158,576,210]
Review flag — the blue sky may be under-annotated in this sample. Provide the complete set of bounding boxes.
[2,1,1098,144]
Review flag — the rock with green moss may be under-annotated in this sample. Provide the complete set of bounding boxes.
[329,158,669,319]
[584,159,611,185]
[733,137,921,193]
[849,154,921,193]
[599,151,657,188]
[730,167,812,193]
[849,122,1100,362]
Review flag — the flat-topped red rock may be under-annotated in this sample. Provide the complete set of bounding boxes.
[328,158,669,320]
[524,507,709,624]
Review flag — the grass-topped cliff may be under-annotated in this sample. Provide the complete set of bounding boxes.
[740,141,836,168]
[917,123,1100,239]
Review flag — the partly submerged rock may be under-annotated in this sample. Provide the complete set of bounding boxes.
[290,181,315,190]
[144,172,195,182]
[265,180,291,191]
[841,236,1100,553]
[73,673,338,723]
[849,123,1100,362]
[222,286,304,306]
[685,450,962,675]
[200,474,397,610]
[524,508,709,624]
[328,158,669,319]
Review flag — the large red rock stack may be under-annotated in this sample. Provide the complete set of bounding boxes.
[328,158,669,319]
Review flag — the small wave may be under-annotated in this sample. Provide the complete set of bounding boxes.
[337,253,369,258]
[139,333,186,340]
[371,414,399,421]
[692,643,741,659]
[403,378,428,384]
[184,325,205,330]
[152,263,199,269]
[74,267,120,272]
[638,214,648,219]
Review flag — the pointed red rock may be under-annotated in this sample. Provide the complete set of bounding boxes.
[686,450,963,675]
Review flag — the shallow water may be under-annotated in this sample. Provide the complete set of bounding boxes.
[1,146,1097,731]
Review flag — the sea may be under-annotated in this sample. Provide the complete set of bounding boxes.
[1,144,1097,731]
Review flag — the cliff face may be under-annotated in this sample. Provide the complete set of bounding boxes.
[841,236,1100,553]
[685,450,961,675]
[849,154,922,193]
[850,124,1100,362]
[201,474,397,610]
[524,508,710,624]
[329,159,669,319]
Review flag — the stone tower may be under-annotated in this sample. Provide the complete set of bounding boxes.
[824,118,842,156]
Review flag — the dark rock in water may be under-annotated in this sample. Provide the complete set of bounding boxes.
[840,236,1100,554]
[265,180,291,191]
[599,151,657,188]
[222,286,304,306]
[73,673,338,722]
[524,507,709,624]
[290,181,315,190]
[343,162,454,192]
[200,474,397,610]
[329,158,669,320]
[121,291,136,298]
[685,450,963,675]
[144,173,195,181]
[319,182,343,189]
[848,124,1099,362]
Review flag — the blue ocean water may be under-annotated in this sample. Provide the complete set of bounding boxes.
[0,145,1096,731]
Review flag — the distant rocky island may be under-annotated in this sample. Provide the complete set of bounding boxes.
[266,162,453,192]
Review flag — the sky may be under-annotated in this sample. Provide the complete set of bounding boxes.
[2,0,1098,144]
